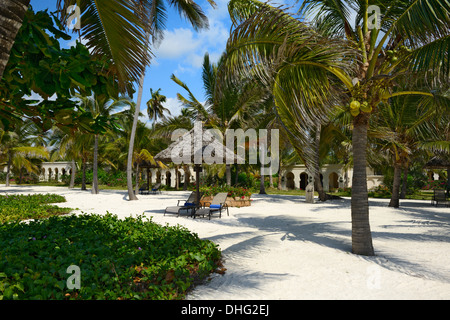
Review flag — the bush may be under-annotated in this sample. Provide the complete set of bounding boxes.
[368,185,392,198]
[422,179,448,190]
[199,185,252,198]
[336,187,352,196]
[0,212,222,300]
[74,169,128,187]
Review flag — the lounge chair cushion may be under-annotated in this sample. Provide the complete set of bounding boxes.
[210,204,222,209]
[184,202,195,206]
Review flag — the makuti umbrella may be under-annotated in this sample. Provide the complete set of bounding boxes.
[154,122,243,207]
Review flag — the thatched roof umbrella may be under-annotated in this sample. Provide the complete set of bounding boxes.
[424,156,450,191]
[154,123,243,206]
[424,156,450,170]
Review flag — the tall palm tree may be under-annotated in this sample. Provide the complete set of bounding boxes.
[147,88,170,122]
[126,0,216,201]
[77,94,131,194]
[0,0,30,79]
[219,0,449,255]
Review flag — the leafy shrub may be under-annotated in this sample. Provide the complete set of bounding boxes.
[0,194,71,224]
[73,169,128,187]
[0,212,221,300]
[422,179,448,190]
[368,185,392,198]
[199,185,252,198]
[336,187,352,196]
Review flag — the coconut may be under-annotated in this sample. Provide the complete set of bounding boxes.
[350,108,360,117]
[360,102,372,113]
[350,100,360,110]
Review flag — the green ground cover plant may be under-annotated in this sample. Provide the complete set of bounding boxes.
[0,209,222,300]
[0,194,71,224]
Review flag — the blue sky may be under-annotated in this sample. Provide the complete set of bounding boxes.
[30,0,233,121]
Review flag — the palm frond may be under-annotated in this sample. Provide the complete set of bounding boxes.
[58,0,151,93]
[219,4,357,168]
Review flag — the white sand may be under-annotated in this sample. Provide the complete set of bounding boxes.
[2,185,450,300]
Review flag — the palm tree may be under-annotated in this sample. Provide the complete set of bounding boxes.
[147,88,170,122]
[126,0,216,201]
[0,120,49,185]
[372,92,450,207]
[219,0,449,256]
[0,0,30,79]
[77,94,132,194]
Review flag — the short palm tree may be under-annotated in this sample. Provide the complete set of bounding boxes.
[371,94,447,207]
[147,88,170,123]
[0,120,49,186]
[220,0,449,255]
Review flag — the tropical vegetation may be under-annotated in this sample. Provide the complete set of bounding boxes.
[0,199,221,300]
[217,0,450,255]
[0,0,448,278]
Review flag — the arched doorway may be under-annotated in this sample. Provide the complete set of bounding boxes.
[329,172,339,191]
[286,172,295,190]
[156,171,161,183]
[300,172,308,190]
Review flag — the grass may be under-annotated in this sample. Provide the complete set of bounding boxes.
[0,194,222,300]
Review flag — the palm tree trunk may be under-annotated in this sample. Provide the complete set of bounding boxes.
[183,164,190,190]
[0,0,30,79]
[175,165,179,190]
[314,124,326,201]
[278,159,282,190]
[259,148,266,194]
[92,134,99,194]
[447,168,450,196]
[81,159,87,190]
[226,164,231,186]
[134,163,140,195]
[389,163,402,208]
[69,159,76,189]
[259,170,266,194]
[19,167,23,184]
[127,72,146,201]
[351,116,374,256]
[269,165,273,188]
[5,150,12,187]
[400,166,408,199]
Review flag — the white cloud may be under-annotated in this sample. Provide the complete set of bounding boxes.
[154,28,201,59]
[163,97,184,117]
[153,2,230,70]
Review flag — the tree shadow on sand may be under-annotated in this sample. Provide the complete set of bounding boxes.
[204,198,450,285]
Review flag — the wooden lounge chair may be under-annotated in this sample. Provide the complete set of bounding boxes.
[149,183,161,194]
[193,192,229,220]
[164,191,202,217]
[432,189,449,207]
